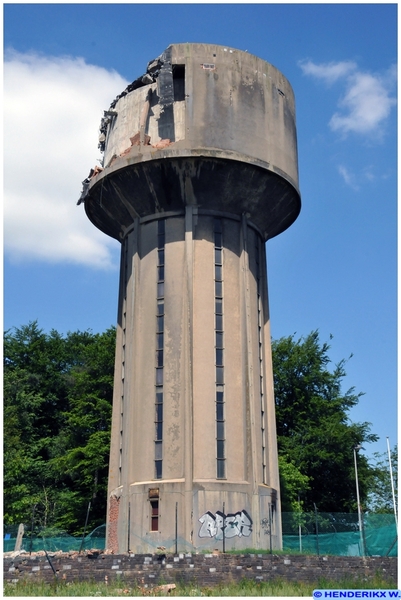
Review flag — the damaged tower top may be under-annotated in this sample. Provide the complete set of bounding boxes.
[81,43,300,240]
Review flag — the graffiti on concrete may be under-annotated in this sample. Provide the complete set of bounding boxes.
[261,517,270,535]
[198,510,252,540]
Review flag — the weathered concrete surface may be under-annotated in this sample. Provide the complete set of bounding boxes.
[80,43,301,554]
[84,43,300,241]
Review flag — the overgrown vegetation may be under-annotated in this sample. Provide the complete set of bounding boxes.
[3,573,396,597]
[273,331,380,513]
[4,323,396,535]
[4,323,115,534]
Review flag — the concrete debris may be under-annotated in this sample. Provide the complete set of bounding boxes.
[141,583,176,596]
[77,165,104,205]
[3,548,104,559]
[151,139,171,150]
[6,549,27,558]
[129,132,151,147]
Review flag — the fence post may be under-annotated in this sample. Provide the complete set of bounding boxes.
[29,505,36,555]
[79,501,91,554]
[175,502,178,555]
[222,502,225,553]
[127,501,131,553]
[268,504,272,555]
[313,504,320,556]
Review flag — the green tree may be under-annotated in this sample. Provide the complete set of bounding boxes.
[4,322,115,533]
[367,446,398,514]
[49,328,116,531]
[272,331,378,513]
[278,454,310,512]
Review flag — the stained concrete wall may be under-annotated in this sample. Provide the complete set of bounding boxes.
[106,211,280,553]
[103,43,298,189]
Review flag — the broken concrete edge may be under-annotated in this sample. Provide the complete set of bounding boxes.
[78,136,175,204]
[97,46,172,153]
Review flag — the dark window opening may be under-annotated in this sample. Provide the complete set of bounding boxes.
[149,489,160,531]
[214,218,225,480]
[173,65,185,101]
[215,314,223,331]
[157,315,164,332]
[155,219,165,481]
[156,368,163,385]
[156,349,163,367]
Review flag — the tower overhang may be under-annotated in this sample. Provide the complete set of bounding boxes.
[85,148,300,242]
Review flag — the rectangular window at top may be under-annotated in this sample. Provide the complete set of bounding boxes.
[214,232,222,248]
[173,65,185,102]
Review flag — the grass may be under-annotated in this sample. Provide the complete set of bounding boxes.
[4,573,395,596]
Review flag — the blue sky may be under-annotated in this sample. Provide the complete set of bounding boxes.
[4,3,397,462]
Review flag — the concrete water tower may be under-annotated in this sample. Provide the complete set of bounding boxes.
[80,43,301,553]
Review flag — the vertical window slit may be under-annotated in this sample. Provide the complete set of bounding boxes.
[255,235,267,484]
[214,218,225,479]
[155,219,165,480]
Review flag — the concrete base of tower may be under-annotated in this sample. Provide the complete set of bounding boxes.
[106,480,281,553]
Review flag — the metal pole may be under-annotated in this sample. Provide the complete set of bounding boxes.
[298,493,302,553]
[386,437,398,530]
[127,502,131,553]
[44,548,58,577]
[79,501,91,554]
[29,504,36,555]
[175,502,178,555]
[353,446,365,556]
[222,502,225,554]
[313,503,320,556]
[268,504,272,555]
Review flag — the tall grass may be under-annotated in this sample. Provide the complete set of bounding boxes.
[4,573,395,597]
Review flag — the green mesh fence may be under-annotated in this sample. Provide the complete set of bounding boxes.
[4,524,106,553]
[4,514,397,556]
[281,512,397,557]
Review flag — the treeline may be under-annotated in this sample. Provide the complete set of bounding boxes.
[3,323,395,535]
[4,323,115,534]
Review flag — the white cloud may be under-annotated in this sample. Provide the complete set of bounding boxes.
[4,50,129,269]
[300,59,396,138]
[329,70,397,136]
[338,165,359,191]
[299,59,357,85]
